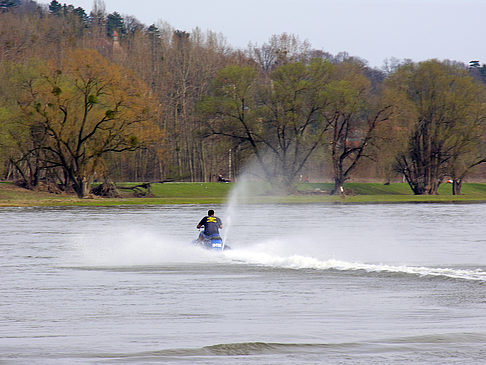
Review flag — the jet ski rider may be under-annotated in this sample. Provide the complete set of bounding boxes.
[197,209,223,241]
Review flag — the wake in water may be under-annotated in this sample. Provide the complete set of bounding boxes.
[225,244,486,282]
[68,226,486,282]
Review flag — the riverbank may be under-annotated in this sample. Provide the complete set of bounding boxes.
[1,181,486,207]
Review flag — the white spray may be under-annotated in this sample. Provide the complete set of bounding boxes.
[222,156,267,248]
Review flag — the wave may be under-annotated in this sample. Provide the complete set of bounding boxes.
[48,333,486,361]
[224,249,486,282]
[203,333,486,355]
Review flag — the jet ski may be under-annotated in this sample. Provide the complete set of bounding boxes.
[193,233,230,251]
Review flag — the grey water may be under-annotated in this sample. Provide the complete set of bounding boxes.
[1,203,486,364]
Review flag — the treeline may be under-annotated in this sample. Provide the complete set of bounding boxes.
[0,0,485,197]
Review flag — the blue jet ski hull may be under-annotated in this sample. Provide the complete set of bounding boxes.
[193,234,230,251]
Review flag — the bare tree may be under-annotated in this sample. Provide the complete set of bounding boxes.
[323,61,393,194]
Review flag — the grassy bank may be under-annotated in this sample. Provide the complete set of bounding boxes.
[1,181,486,207]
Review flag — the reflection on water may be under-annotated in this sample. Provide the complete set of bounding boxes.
[1,203,486,364]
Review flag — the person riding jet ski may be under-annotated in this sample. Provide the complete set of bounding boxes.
[196,209,223,242]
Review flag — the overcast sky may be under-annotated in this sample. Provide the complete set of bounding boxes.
[36,0,485,68]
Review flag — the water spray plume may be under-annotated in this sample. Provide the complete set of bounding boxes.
[71,226,227,267]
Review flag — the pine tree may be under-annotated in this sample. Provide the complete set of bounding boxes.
[73,6,88,23]
[0,0,20,12]
[48,0,62,15]
[106,11,125,37]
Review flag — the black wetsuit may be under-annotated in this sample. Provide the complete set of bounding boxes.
[198,216,222,236]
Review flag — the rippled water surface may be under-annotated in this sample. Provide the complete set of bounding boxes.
[1,203,486,364]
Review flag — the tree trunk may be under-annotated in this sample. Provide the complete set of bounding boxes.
[452,179,463,195]
[73,176,91,198]
[5,162,13,180]
[400,161,438,195]
[331,177,345,196]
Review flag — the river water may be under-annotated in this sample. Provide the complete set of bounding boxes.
[1,203,486,364]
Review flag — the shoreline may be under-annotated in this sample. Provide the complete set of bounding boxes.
[1,182,486,207]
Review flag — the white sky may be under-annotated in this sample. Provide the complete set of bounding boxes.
[36,0,486,68]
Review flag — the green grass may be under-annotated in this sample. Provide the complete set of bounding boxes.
[299,182,486,197]
[149,182,233,198]
[297,182,413,196]
[1,181,486,207]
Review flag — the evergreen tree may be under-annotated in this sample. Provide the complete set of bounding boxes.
[106,11,125,36]
[147,24,160,38]
[73,6,88,23]
[0,0,20,12]
[48,0,62,15]
[62,4,74,16]
[469,60,480,68]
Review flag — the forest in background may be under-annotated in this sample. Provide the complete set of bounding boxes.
[0,0,485,197]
